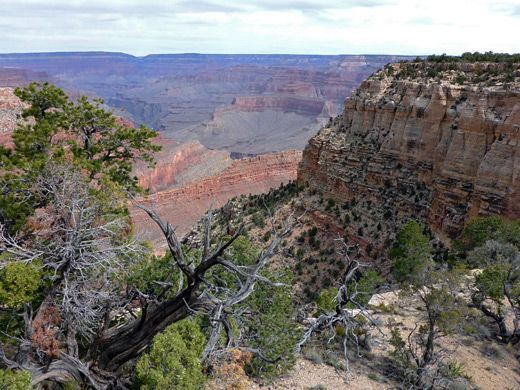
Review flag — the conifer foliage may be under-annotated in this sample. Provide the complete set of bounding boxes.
[0,83,299,389]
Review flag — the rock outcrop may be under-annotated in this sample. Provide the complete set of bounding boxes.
[298,62,520,243]
[132,150,302,248]
[0,87,24,146]
[133,135,232,193]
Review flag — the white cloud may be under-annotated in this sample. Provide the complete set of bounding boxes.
[0,0,519,55]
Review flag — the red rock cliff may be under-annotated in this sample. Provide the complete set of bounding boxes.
[133,135,232,193]
[298,62,520,243]
[132,150,302,248]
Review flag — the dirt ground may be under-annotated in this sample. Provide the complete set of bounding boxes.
[246,290,520,390]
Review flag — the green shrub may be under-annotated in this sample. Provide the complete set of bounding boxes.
[134,319,206,390]
[0,368,32,390]
[304,349,323,364]
[244,272,301,379]
[390,221,432,283]
[0,259,42,308]
[316,287,339,312]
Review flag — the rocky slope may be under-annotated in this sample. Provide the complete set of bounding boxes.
[133,135,232,193]
[131,150,302,247]
[298,61,520,243]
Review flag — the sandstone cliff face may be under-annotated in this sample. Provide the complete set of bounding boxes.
[133,135,232,193]
[298,62,520,243]
[132,150,302,248]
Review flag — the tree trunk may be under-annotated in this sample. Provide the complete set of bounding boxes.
[95,286,216,370]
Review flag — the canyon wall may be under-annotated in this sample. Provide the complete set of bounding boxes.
[133,136,232,193]
[131,150,302,248]
[0,87,24,146]
[298,62,520,243]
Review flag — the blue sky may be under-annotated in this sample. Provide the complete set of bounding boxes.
[2,0,519,56]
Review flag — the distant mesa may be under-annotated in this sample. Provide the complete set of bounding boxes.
[0,52,415,155]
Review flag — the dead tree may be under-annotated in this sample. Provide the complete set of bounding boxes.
[297,238,384,378]
[99,199,298,369]
[0,163,298,388]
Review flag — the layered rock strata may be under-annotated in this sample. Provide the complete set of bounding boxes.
[298,62,520,243]
[133,136,232,193]
[132,150,302,248]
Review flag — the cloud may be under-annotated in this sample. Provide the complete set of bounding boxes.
[505,4,520,16]
[250,0,389,11]
[0,0,519,56]
[174,1,246,13]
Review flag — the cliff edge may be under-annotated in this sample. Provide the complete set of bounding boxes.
[298,59,520,243]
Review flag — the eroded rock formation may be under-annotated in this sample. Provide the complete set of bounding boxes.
[133,135,232,193]
[132,150,302,248]
[298,62,520,243]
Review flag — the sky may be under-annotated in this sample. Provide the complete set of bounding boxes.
[1,0,519,56]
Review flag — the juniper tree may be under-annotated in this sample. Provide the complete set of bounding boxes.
[462,218,520,344]
[388,221,468,389]
[0,83,300,389]
[0,82,160,234]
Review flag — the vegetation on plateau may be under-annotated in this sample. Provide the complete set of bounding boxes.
[376,51,520,88]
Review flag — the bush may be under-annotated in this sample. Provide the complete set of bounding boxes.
[0,368,32,390]
[251,213,266,228]
[208,348,251,390]
[134,319,206,390]
[304,349,323,364]
[244,272,301,379]
[390,221,431,283]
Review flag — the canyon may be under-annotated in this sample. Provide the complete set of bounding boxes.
[0,52,412,241]
[0,87,301,245]
[131,150,302,248]
[298,61,520,243]
[0,52,413,154]
[3,54,520,247]
[3,54,520,390]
